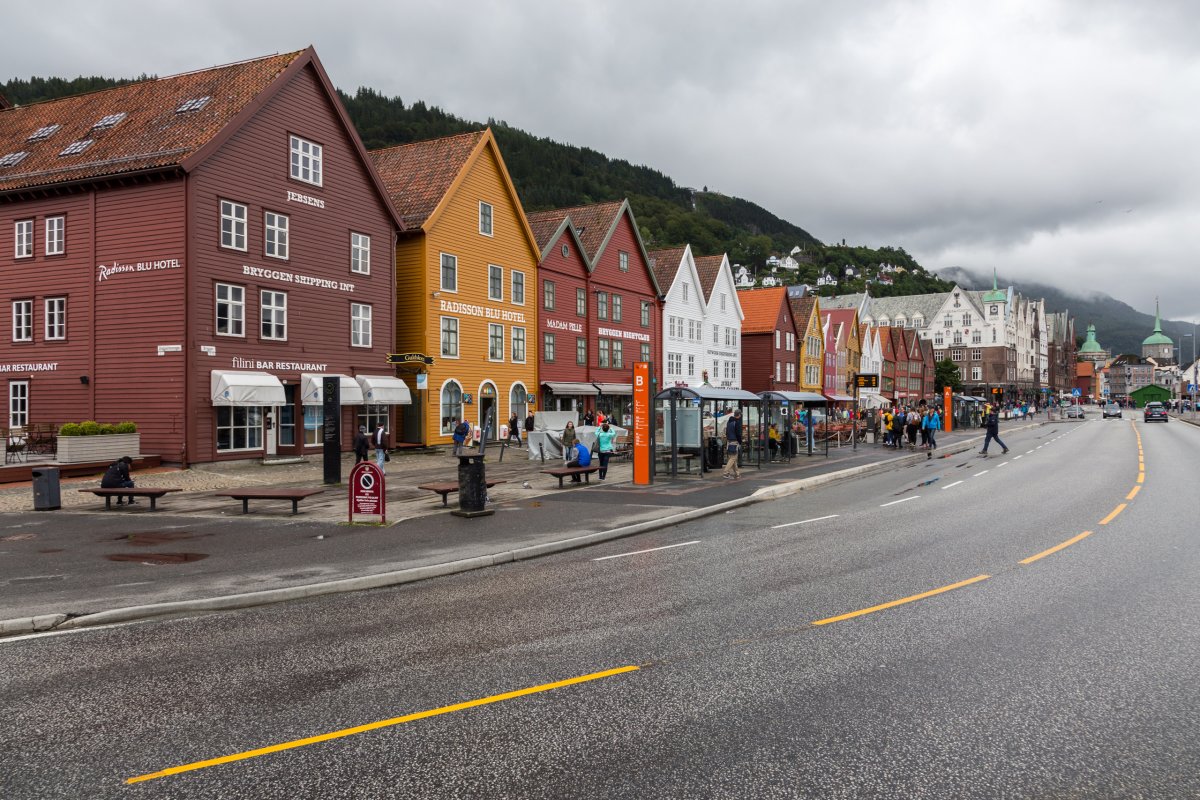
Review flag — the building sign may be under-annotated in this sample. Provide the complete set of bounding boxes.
[243,265,356,293]
[387,353,434,365]
[0,362,57,373]
[706,348,737,358]
[96,258,182,282]
[546,318,583,333]
[438,299,525,323]
[633,362,652,486]
[348,461,385,524]
[231,356,328,371]
[598,326,651,342]
[287,190,325,209]
[157,345,183,356]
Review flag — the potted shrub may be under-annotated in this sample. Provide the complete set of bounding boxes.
[56,420,140,464]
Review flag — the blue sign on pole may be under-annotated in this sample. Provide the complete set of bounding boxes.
[1071,388,1081,397]
[1190,383,1198,393]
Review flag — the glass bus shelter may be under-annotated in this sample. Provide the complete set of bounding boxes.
[654,386,763,478]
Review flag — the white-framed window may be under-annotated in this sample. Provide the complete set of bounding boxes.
[44,297,66,340]
[576,337,586,365]
[962,313,972,326]
[775,330,781,349]
[775,361,781,382]
[512,271,525,305]
[215,283,245,336]
[14,220,32,258]
[289,135,323,186]
[576,287,586,317]
[972,330,982,344]
[641,301,651,328]
[934,333,944,346]
[712,324,719,344]
[351,233,370,274]
[597,291,608,319]
[971,349,982,361]
[641,343,650,363]
[721,293,727,311]
[303,406,323,446]
[972,366,982,381]
[543,280,555,310]
[440,253,457,292]
[479,201,493,236]
[440,316,459,357]
[598,338,611,368]
[786,332,795,351]
[9,380,29,428]
[220,200,247,251]
[488,323,504,361]
[612,295,622,323]
[440,381,463,435]
[543,332,555,362]
[12,300,32,342]
[260,290,287,340]
[351,303,372,348]
[488,264,503,301]
[264,211,289,259]
[619,251,629,272]
[953,331,963,345]
[684,353,693,377]
[216,406,263,451]
[668,353,681,375]
[512,327,526,363]
[613,340,624,369]
[45,216,64,255]
[682,283,689,302]
[951,349,965,361]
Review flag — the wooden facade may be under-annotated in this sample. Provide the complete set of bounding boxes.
[737,287,799,394]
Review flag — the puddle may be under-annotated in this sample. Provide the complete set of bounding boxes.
[104,553,210,564]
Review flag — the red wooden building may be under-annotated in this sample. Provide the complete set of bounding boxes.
[527,200,661,424]
[736,287,799,394]
[0,48,403,465]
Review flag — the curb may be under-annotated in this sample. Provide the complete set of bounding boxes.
[15,424,1035,635]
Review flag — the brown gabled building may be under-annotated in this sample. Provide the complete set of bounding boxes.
[0,48,403,464]
[737,287,799,393]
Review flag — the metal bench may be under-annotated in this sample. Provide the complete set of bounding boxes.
[541,465,601,488]
[79,487,182,510]
[417,480,505,507]
[213,487,326,515]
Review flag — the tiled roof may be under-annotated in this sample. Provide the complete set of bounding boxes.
[646,247,686,292]
[865,292,948,325]
[0,52,303,193]
[693,254,726,299]
[738,287,788,333]
[525,209,569,251]
[369,130,486,230]
[788,295,817,333]
[822,292,867,311]
[528,200,625,261]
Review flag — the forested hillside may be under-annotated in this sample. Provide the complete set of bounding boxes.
[3,74,951,296]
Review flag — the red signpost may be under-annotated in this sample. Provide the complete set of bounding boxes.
[349,461,386,524]
[943,386,953,432]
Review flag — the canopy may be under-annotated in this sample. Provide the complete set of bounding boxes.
[543,381,600,396]
[655,386,760,402]
[594,382,633,394]
[299,374,365,405]
[355,375,412,405]
[824,393,855,402]
[211,370,285,407]
[759,390,827,404]
[858,393,891,408]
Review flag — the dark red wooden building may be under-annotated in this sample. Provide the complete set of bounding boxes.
[735,287,799,394]
[0,48,403,464]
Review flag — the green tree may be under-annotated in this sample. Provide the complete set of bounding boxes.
[934,359,963,393]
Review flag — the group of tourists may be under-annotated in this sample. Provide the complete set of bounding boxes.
[878,405,941,451]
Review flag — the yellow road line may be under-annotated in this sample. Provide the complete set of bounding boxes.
[126,665,640,785]
[812,575,990,626]
[1137,472,1145,484]
[1099,504,1127,525]
[1127,486,1141,500]
[1020,530,1094,565]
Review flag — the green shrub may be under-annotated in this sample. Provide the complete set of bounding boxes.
[116,421,137,434]
[80,420,101,436]
[98,423,118,435]
[59,423,83,437]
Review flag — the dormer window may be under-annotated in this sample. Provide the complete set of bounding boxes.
[176,96,211,113]
[0,152,29,168]
[27,124,61,141]
[59,139,94,156]
[92,112,127,130]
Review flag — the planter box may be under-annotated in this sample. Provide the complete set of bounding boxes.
[56,433,141,464]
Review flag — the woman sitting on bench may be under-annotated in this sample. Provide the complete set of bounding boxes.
[101,456,137,504]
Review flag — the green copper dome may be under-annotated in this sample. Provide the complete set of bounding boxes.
[1142,301,1173,346]
[1079,323,1104,353]
[981,268,1007,303]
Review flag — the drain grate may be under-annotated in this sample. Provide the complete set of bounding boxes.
[104,552,209,564]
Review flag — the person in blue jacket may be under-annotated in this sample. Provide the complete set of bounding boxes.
[565,440,592,482]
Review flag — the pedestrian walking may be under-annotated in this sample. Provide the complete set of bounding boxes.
[905,407,919,447]
[596,420,617,481]
[353,425,370,463]
[524,410,536,438]
[979,407,1009,456]
[373,422,388,472]
[508,412,521,445]
[723,409,743,478]
[451,417,471,456]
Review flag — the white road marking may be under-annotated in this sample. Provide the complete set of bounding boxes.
[997,462,1009,467]
[593,541,701,561]
[880,496,919,507]
[942,480,964,490]
[771,514,839,530]
[1014,455,1023,460]
[976,470,990,476]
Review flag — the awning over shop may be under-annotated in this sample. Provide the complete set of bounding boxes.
[824,393,855,402]
[759,391,827,404]
[543,381,600,396]
[593,382,633,394]
[211,370,286,407]
[858,393,891,408]
[299,374,365,405]
[355,375,412,405]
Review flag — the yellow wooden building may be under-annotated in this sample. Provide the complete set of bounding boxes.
[789,294,825,393]
[370,129,540,445]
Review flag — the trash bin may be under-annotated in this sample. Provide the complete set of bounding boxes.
[32,466,61,511]
[706,436,724,469]
[452,455,493,518]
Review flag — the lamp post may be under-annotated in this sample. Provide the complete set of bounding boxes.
[1184,330,1196,419]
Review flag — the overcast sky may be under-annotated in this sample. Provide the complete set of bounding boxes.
[7,0,1200,323]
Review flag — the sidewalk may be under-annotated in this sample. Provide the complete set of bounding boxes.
[0,422,1034,635]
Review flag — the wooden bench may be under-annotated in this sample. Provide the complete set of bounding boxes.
[541,465,601,488]
[79,487,182,510]
[213,487,326,515]
[658,452,697,473]
[417,480,505,507]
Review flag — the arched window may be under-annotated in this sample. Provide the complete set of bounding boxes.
[510,383,528,423]
[440,380,462,435]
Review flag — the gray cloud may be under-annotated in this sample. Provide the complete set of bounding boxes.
[6,0,1199,320]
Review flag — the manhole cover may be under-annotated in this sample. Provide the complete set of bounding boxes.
[104,553,209,564]
[113,532,210,545]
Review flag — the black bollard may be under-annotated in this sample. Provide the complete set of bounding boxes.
[452,454,494,518]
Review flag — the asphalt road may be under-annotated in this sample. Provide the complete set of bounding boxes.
[3,416,1198,798]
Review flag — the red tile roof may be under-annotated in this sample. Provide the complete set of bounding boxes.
[0,51,303,193]
[645,247,687,292]
[789,295,817,333]
[526,210,569,252]
[738,287,789,334]
[527,200,625,261]
[368,130,486,230]
[692,254,725,299]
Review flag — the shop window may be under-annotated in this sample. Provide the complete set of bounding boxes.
[216,283,245,336]
[440,381,463,434]
[220,200,247,251]
[216,406,263,451]
[351,303,372,348]
[45,216,64,255]
[264,211,288,259]
[261,291,287,340]
[357,405,388,436]
[303,405,322,446]
[289,135,322,186]
[351,233,370,275]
